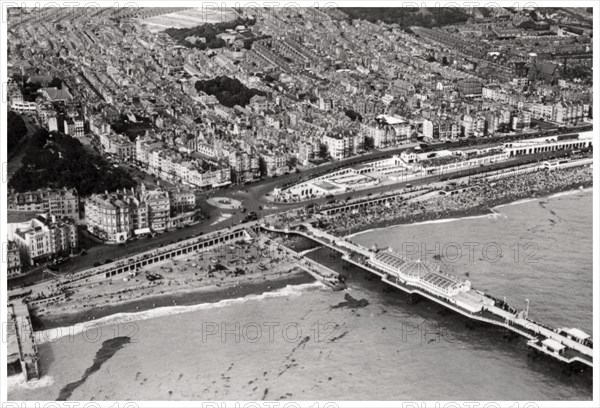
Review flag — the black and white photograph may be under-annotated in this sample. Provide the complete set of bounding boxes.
[1,2,598,407]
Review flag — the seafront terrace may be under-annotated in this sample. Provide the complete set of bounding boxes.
[39,222,259,288]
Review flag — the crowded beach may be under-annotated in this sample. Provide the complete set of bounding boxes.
[320,164,593,236]
[31,234,306,319]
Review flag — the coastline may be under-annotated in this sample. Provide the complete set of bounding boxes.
[345,182,592,239]
[34,269,316,332]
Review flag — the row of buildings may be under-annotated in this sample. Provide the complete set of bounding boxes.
[482,84,590,124]
[84,185,197,243]
[6,183,198,276]
[9,188,80,220]
[135,136,232,189]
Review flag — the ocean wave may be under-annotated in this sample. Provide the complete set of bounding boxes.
[7,373,54,390]
[404,213,499,226]
[35,281,326,344]
[493,197,539,209]
[347,213,497,238]
[548,187,592,199]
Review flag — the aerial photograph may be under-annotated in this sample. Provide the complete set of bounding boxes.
[2,3,597,406]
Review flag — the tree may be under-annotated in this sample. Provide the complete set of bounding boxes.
[7,111,28,157]
[195,76,266,108]
[287,156,298,169]
[9,129,136,195]
[49,77,63,88]
[318,143,329,159]
[258,157,268,177]
[344,109,363,122]
[364,136,375,151]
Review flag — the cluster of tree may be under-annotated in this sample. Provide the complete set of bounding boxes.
[243,34,270,50]
[563,63,593,85]
[477,7,493,18]
[344,109,363,122]
[9,128,136,196]
[7,111,28,157]
[518,20,551,31]
[340,7,471,28]
[195,76,266,108]
[318,143,329,159]
[258,157,268,177]
[165,17,256,50]
[286,156,298,169]
[111,113,154,141]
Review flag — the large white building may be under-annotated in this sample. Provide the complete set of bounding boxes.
[9,215,78,265]
[85,189,148,243]
[323,134,346,160]
[323,131,364,161]
[85,186,197,243]
[504,132,593,157]
[64,118,84,137]
[361,115,411,148]
[11,101,37,114]
[100,132,135,160]
[261,151,288,177]
[229,151,260,182]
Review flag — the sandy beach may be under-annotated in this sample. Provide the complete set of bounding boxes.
[30,234,313,330]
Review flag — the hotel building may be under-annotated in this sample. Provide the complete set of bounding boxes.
[9,215,78,265]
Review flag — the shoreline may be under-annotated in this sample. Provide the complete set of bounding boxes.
[344,182,592,239]
[34,270,316,332]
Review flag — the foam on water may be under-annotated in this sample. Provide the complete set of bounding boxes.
[493,197,539,208]
[35,281,327,344]
[548,187,592,199]
[347,212,498,238]
[7,373,54,390]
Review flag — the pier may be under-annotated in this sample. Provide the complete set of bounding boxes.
[261,222,594,368]
[7,303,40,380]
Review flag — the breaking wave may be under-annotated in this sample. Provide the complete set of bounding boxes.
[7,373,54,390]
[35,281,326,344]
